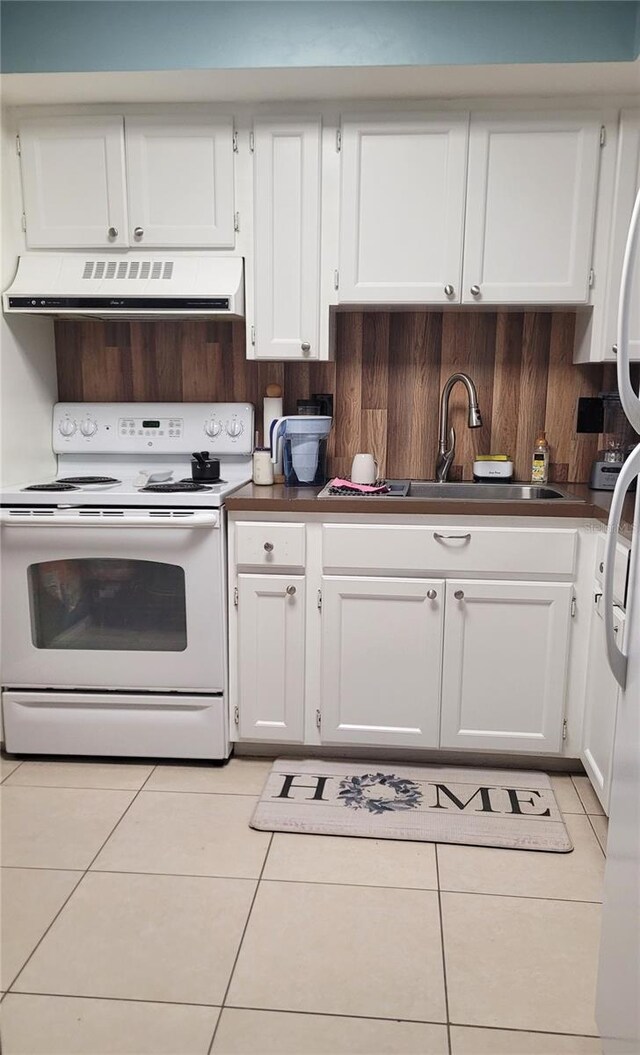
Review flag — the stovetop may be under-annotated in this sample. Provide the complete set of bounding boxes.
[1,401,255,509]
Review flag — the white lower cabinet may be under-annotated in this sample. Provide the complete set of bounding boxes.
[440,580,573,753]
[581,589,625,814]
[235,574,305,742]
[319,577,444,747]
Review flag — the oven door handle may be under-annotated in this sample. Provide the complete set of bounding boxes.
[0,511,219,528]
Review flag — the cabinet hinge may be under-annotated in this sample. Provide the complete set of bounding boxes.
[600,125,606,147]
[562,718,568,741]
[20,213,26,233]
[234,705,240,726]
[336,129,342,153]
[316,709,321,729]
[317,589,322,611]
[232,129,239,153]
[15,134,21,156]
[249,131,255,153]
[250,325,256,346]
[233,586,238,607]
[588,268,595,289]
[571,595,577,618]
[333,269,339,291]
[234,212,240,233]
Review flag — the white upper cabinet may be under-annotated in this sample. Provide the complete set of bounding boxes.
[124,115,235,247]
[252,117,322,359]
[18,114,234,249]
[462,113,603,304]
[338,113,468,303]
[320,576,444,747]
[19,116,128,248]
[440,580,573,753]
[605,110,640,360]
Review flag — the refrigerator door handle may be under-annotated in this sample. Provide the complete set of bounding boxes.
[603,445,640,688]
[617,187,640,434]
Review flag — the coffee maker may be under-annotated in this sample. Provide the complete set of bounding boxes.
[589,393,637,491]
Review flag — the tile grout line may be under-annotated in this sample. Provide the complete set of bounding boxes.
[206,832,275,1055]
[0,990,602,1040]
[0,866,605,905]
[434,845,452,1055]
[1,759,24,783]
[584,813,607,859]
[6,764,159,994]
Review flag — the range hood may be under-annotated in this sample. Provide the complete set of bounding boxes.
[3,253,244,319]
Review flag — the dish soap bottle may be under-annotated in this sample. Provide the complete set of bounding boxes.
[531,432,550,484]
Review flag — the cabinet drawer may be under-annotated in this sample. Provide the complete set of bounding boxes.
[322,524,577,577]
[236,522,306,569]
[595,533,630,606]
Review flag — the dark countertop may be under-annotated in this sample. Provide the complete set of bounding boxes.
[226,482,635,542]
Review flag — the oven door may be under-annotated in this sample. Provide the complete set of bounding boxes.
[0,509,224,692]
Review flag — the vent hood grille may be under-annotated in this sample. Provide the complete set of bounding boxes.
[82,260,175,281]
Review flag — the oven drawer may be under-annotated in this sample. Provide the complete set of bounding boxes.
[2,691,229,760]
[235,521,306,570]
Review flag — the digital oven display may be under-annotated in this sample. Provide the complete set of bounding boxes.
[142,420,161,428]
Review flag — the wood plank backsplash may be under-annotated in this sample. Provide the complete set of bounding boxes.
[56,311,616,482]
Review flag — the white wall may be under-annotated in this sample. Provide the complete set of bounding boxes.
[1,107,57,486]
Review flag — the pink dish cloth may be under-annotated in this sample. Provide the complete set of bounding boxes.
[329,478,389,493]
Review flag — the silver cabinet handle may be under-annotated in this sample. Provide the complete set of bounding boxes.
[427,589,437,600]
[286,585,296,596]
[133,226,144,239]
[470,285,481,296]
[433,532,471,541]
[444,284,455,297]
[454,589,465,600]
[108,226,118,239]
[301,342,311,353]
[263,542,274,552]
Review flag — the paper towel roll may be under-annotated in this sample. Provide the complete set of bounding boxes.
[263,397,283,470]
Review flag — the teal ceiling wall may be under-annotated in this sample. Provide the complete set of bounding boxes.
[2,1,639,75]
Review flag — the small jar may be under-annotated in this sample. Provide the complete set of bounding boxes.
[252,448,274,486]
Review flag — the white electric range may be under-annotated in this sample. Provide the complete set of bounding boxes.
[0,402,254,760]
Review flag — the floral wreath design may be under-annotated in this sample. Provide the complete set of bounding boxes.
[337,772,423,815]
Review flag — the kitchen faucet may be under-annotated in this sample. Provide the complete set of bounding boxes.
[436,373,483,482]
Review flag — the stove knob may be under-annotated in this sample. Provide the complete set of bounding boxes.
[79,417,98,437]
[204,418,223,438]
[226,419,244,438]
[58,418,77,437]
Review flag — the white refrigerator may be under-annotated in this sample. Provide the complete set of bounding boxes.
[597,186,640,1054]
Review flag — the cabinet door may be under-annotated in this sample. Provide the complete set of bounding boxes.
[338,114,468,303]
[19,116,128,248]
[440,580,573,753]
[582,592,625,814]
[125,116,235,247]
[253,117,322,360]
[320,576,444,747]
[463,113,602,303]
[605,110,640,361]
[236,574,305,742]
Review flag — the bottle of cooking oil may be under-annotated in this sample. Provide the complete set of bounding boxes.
[531,431,550,484]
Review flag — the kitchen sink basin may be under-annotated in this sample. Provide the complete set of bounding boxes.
[406,482,582,501]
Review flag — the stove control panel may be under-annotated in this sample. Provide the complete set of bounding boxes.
[53,403,254,455]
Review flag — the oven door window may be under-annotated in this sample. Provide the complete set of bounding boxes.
[27,559,188,651]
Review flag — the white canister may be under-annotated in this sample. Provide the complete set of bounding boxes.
[252,448,274,486]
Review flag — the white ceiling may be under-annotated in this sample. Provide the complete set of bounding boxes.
[2,59,639,106]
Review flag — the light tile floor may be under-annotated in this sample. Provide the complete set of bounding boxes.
[0,757,607,1055]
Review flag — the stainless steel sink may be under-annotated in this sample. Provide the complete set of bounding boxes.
[406,482,582,501]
